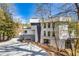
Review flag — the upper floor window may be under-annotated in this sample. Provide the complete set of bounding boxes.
[48,23,50,28]
[44,31,46,36]
[43,23,46,28]
[48,31,50,36]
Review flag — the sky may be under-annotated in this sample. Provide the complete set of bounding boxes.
[13,3,62,24]
[13,3,36,24]
[12,3,77,24]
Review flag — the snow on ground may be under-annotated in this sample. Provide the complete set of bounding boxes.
[0,38,48,56]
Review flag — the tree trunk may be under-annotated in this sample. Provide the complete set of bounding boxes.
[68,30,74,56]
[0,34,1,41]
[7,36,10,40]
[53,22,59,51]
[74,39,79,56]
[70,40,74,56]
[74,3,79,20]
[74,3,79,56]
[3,32,5,41]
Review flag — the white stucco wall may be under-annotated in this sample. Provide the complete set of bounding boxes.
[23,28,35,35]
[59,25,69,40]
[31,26,38,42]
[22,25,38,42]
[40,17,72,49]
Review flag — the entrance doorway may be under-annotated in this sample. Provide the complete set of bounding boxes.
[65,40,71,49]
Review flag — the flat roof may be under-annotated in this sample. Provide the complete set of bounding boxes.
[29,18,40,23]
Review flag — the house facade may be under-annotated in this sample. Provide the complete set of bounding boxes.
[21,18,41,42]
[40,17,72,49]
[22,17,76,49]
[21,27,35,41]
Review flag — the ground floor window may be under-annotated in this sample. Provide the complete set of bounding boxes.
[44,39,49,44]
[65,40,71,49]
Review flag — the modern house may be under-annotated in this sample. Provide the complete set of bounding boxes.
[21,27,35,41]
[30,18,41,42]
[40,17,73,49]
[21,18,41,42]
[21,17,76,49]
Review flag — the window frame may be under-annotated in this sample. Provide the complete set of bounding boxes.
[48,23,50,28]
[48,31,50,36]
[43,23,46,28]
[44,31,46,36]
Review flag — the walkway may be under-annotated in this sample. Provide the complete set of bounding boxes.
[0,38,48,56]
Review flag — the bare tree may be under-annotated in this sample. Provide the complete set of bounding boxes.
[34,3,79,56]
[74,3,79,20]
[53,3,79,56]
[47,4,59,51]
[34,4,60,54]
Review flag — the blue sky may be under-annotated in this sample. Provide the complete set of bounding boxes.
[13,3,63,24]
[13,3,36,23]
[14,3,36,19]
[13,3,60,24]
[13,3,76,24]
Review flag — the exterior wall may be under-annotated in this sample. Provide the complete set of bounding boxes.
[40,22,59,47]
[29,18,41,43]
[40,22,53,44]
[22,25,39,42]
[23,28,35,35]
[21,27,35,41]
[20,35,35,41]
[40,17,72,49]
[31,23,41,43]
[58,25,69,40]
[31,26,38,42]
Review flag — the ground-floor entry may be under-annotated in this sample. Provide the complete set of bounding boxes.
[65,40,72,49]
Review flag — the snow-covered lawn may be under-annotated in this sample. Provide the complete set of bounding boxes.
[0,38,48,56]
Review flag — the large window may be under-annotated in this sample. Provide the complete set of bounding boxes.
[48,31,50,36]
[43,23,46,28]
[48,23,50,28]
[44,31,46,36]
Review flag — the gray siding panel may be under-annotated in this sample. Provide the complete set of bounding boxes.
[20,35,35,41]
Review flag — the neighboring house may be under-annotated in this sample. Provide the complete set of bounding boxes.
[30,23,41,42]
[20,18,41,42]
[21,27,35,41]
[40,17,73,49]
[29,18,41,42]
